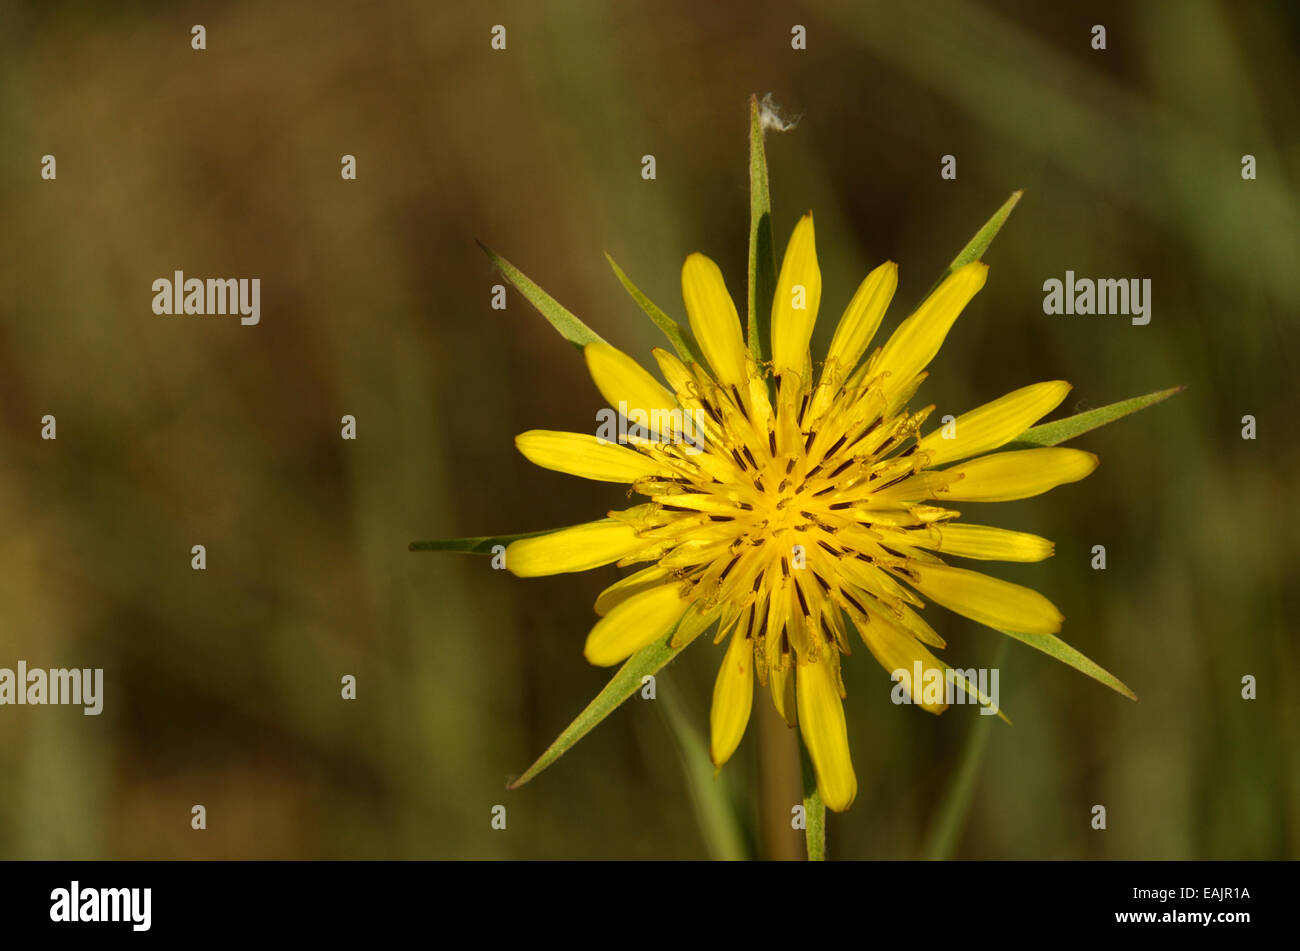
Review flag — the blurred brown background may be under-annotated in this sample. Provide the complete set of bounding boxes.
[0,0,1296,859]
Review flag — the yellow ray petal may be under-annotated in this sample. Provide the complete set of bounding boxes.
[515,430,668,483]
[796,650,857,812]
[888,602,947,649]
[926,523,1055,562]
[822,261,899,382]
[770,213,822,378]
[671,599,722,649]
[874,261,987,410]
[594,565,672,615]
[583,342,679,439]
[710,632,755,765]
[583,583,690,666]
[650,345,693,393]
[940,448,1098,502]
[904,561,1063,634]
[857,616,949,714]
[768,657,797,727]
[645,492,746,516]
[915,381,1072,467]
[682,253,748,389]
[507,520,646,577]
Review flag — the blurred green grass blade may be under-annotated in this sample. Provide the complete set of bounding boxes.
[925,717,995,860]
[508,627,685,789]
[656,675,749,860]
[998,628,1138,701]
[747,95,777,363]
[797,737,826,861]
[921,190,1022,302]
[604,252,703,364]
[925,639,1009,860]
[409,521,602,554]
[478,241,606,348]
[1006,386,1185,449]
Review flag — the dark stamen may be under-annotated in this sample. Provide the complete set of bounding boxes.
[827,458,856,479]
[794,581,810,616]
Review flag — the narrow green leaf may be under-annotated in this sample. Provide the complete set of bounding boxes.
[478,241,605,349]
[655,675,749,861]
[920,190,1023,303]
[604,252,703,365]
[998,628,1138,701]
[409,521,601,554]
[747,95,777,363]
[508,627,685,789]
[1005,385,1185,450]
[797,736,826,861]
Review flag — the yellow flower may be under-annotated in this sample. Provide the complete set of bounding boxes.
[506,212,1097,812]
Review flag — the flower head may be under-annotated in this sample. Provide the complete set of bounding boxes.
[506,213,1097,811]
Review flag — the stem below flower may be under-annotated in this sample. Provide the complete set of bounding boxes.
[798,735,827,861]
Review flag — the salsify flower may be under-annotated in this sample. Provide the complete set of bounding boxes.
[504,213,1097,812]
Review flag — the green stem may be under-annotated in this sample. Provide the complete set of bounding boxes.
[798,736,826,861]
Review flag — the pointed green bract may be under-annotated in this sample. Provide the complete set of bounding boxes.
[945,666,1012,724]
[1005,386,1184,450]
[478,240,606,349]
[409,521,602,554]
[604,252,703,365]
[919,190,1023,303]
[999,628,1137,701]
[747,95,777,363]
[946,189,1023,273]
[508,626,686,789]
